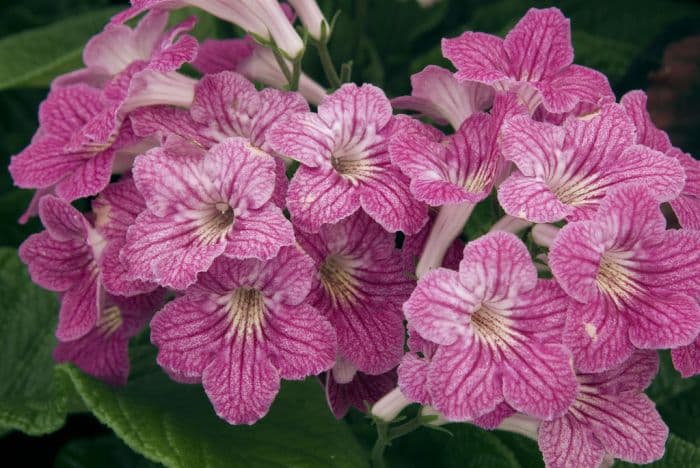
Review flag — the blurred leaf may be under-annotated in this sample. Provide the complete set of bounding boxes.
[648,351,698,406]
[657,382,700,445]
[0,7,119,91]
[55,435,160,468]
[0,0,113,38]
[615,435,700,467]
[63,336,369,468]
[0,248,70,435]
[462,193,505,241]
[0,190,42,247]
[493,431,544,468]
[383,423,520,467]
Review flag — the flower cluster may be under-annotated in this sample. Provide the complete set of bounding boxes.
[11,3,700,467]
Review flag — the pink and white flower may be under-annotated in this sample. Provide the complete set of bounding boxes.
[442,8,613,114]
[151,246,336,424]
[54,10,197,90]
[268,83,428,234]
[538,351,667,468]
[54,291,164,386]
[296,212,412,375]
[404,231,577,421]
[391,65,494,129]
[123,137,295,290]
[132,71,308,207]
[549,184,700,372]
[498,104,685,223]
[19,196,106,341]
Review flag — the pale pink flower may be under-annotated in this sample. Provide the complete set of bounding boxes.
[391,65,494,129]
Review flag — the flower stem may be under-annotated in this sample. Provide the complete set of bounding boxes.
[489,214,532,234]
[416,202,475,278]
[316,39,342,89]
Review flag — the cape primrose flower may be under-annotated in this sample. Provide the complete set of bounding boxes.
[404,231,577,421]
[151,246,336,424]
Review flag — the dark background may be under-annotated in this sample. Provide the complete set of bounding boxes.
[1,0,699,466]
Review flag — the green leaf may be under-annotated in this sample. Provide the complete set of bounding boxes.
[55,435,161,468]
[647,351,698,406]
[0,7,119,90]
[462,193,505,242]
[382,423,520,468]
[615,435,700,467]
[0,247,71,435]
[63,336,369,468]
[493,431,544,468]
[657,383,700,445]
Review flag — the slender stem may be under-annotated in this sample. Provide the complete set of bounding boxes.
[416,202,475,278]
[371,437,389,468]
[489,214,532,234]
[316,39,342,89]
[271,47,293,83]
[288,54,302,91]
[388,416,425,440]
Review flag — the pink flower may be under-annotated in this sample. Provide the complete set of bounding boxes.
[131,71,308,207]
[621,90,700,230]
[54,291,164,386]
[113,0,304,58]
[391,65,494,129]
[404,231,577,421]
[324,357,397,419]
[498,104,685,223]
[151,246,336,424]
[268,83,428,234]
[442,8,613,113]
[538,351,667,468]
[123,137,295,290]
[390,93,523,207]
[296,212,412,374]
[54,10,197,90]
[401,212,465,274]
[9,85,134,201]
[549,184,700,372]
[19,196,106,341]
[92,177,160,297]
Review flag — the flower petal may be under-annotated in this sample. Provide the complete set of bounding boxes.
[539,415,605,468]
[57,274,100,341]
[442,32,509,84]
[428,339,502,421]
[537,64,613,113]
[287,165,361,233]
[203,332,280,425]
[497,172,572,223]
[265,303,336,380]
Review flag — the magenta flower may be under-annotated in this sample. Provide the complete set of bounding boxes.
[54,10,197,90]
[390,92,524,207]
[498,104,685,223]
[151,247,336,424]
[549,184,700,372]
[9,85,133,201]
[54,291,164,386]
[113,0,304,58]
[442,7,613,113]
[92,177,160,297]
[324,357,397,419]
[132,71,308,207]
[391,65,494,129]
[538,351,667,467]
[19,196,106,341]
[621,90,700,230]
[296,212,411,374]
[123,137,295,290]
[404,231,577,421]
[268,83,428,234]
